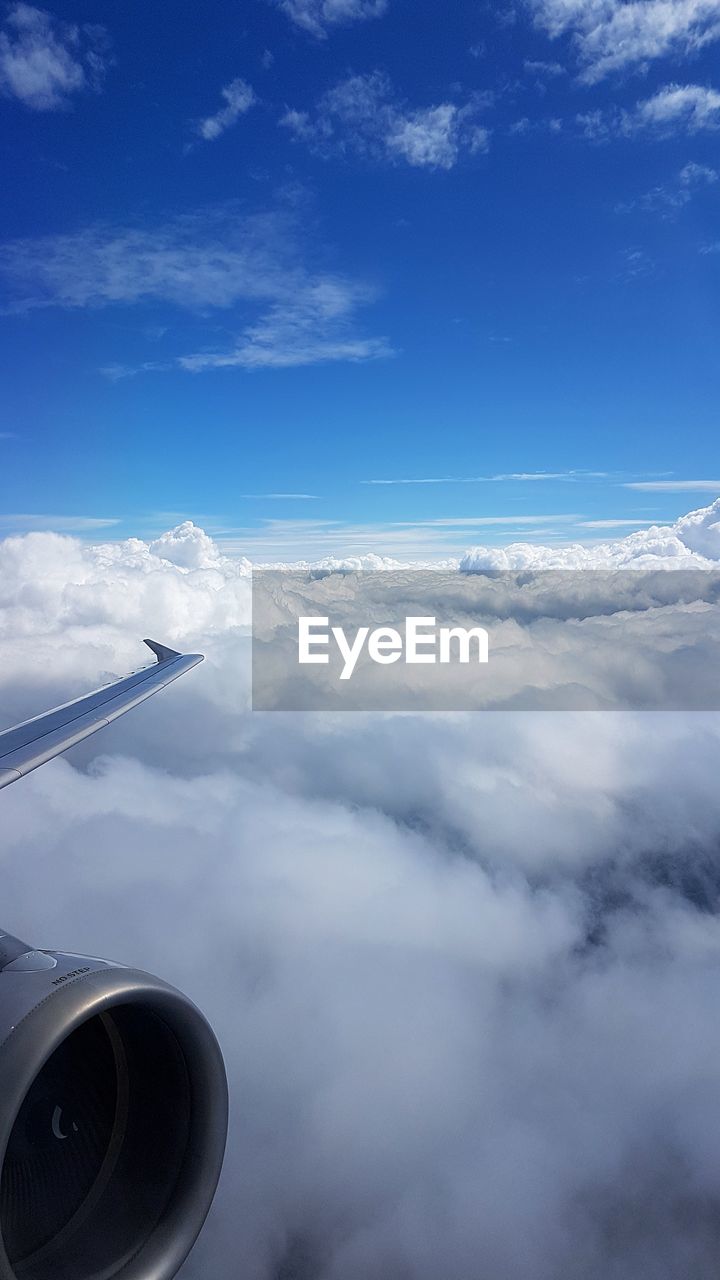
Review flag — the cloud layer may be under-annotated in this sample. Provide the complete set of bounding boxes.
[2,504,720,1278]
[461,494,720,568]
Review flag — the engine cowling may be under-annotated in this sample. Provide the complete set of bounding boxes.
[0,950,228,1280]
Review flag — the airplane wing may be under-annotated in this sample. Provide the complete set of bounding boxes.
[0,639,203,790]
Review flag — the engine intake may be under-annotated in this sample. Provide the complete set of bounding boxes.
[0,955,228,1280]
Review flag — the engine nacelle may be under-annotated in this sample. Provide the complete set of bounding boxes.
[0,950,228,1280]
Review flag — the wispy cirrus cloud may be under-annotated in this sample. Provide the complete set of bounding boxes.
[363,470,609,485]
[0,514,119,531]
[389,514,580,526]
[0,3,109,111]
[616,159,718,214]
[271,0,387,38]
[624,479,720,490]
[281,72,491,169]
[529,0,720,83]
[579,518,657,527]
[0,208,293,312]
[209,514,584,559]
[193,77,255,143]
[178,279,393,371]
[0,205,392,373]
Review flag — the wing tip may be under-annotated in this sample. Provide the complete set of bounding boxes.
[143,638,182,664]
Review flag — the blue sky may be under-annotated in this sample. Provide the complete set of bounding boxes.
[1,0,719,557]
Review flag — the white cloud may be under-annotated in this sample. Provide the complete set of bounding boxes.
[194,77,255,142]
[386,103,462,168]
[619,245,655,279]
[208,497,720,559]
[616,157,718,213]
[578,82,720,139]
[281,73,491,170]
[680,158,719,181]
[205,518,489,560]
[179,278,393,371]
[272,0,387,38]
[148,520,234,571]
[0,208,291,311]
[254,565,720,714]
[0,4,108,110]
[0,206,392,372]
[391,514,580,526]
[0,514,119,532]
[3,500,712,568]
[3,505,720,1276]
[524,57,565,76]
[461,495,720,567]
[579,518,657,527]
[529,0,720,82]
[625,478,720,489]
[632,80,720,129]
[363,471,607,485]
[576,107,615,140]
[508,113,564,136]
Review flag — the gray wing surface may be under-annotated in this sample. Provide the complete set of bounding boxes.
[0,639,203,790]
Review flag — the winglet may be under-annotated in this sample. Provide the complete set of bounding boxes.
[143,638,182,664]
[0,641,203,792]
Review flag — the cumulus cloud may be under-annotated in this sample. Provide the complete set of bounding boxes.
[529,0,720,83]
[280,73,491,170]
[271,0,387,38]
[194,77,256,142]
[3,503,720,1277]
[0,205,392,372]
[0,519,249,676]
[461,494,720,567]
[0,3,109,110]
